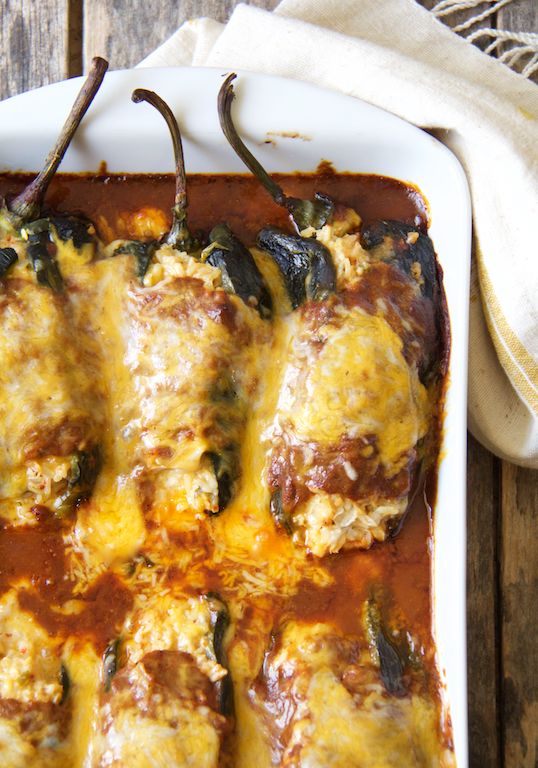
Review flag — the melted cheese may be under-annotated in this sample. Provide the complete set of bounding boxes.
[125,593,227,683]
[92,594,227,768]
[0,592,63,704]
[0,202,449,767]
[143,244,222,290]
[252,622,455,768]
[95,702,222,768]
[0,591,71,767]
[63,642,101,768]
[279,309,428,469]
[0,281,93,462]
[0,228,103,524]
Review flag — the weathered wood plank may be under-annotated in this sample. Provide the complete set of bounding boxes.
[0,0,74,100]
[466,435,502,768]
[500,461,538,768]
[498,0,538,38]
[83,0,278,70]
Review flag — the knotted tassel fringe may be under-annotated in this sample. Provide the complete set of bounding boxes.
[430,0,538,78]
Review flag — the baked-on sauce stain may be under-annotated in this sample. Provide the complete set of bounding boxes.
[0,170,443,718]
[1,170,428,244]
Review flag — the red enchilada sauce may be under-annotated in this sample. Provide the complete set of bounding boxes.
[0,170,449,752]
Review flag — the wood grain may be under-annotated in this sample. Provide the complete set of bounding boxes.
[500,461,538,768]
[498,0,538,39]
[83,0,278,70]
[467,435,502,768]
[0,0,72,100]
[498,0,538,83]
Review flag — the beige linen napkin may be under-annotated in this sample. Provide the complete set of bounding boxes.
[140,0,538,469]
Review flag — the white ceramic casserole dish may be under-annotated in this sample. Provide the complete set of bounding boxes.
[0,66,471,766]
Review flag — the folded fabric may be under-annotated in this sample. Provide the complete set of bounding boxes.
[140,0,538,468]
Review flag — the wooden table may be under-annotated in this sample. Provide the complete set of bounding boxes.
[0,1,536,765]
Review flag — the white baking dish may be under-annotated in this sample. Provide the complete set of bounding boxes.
[0,67,471,766]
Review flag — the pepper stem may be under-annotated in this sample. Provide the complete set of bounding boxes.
[218,73,334,232]
[218,74,286,206]
[10,57,109,222]
[131,88,197,252]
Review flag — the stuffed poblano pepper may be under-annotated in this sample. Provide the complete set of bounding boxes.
[0,590,74,767]
[249,609,453,767]
[219,74,446,556]
[93,591,233,767]
[102,89,271,521]
[0,59,108,524]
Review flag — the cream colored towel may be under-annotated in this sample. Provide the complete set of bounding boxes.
[140,0,538,468]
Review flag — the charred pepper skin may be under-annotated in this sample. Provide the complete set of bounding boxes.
[361,220,438,303]
[0,247,18,277]
[257,226,336,309]
[51,215,96,250]
[21,219,65,292]
[361,219,443,382]
[59,664,71,705]
[102,639,120,693]
[205,451,234,516]
[364,598,406,697]
[129,90,268,518]
[206,593,234,718]
[131,88,273,317]
[269,488,293,534]
[207,223,272,319]
[53,447,102,517]
[0,58,108,289]
[113,239,158,281]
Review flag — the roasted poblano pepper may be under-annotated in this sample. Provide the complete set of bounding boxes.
[52,447,101,516]
[251,618,440,766]
[363,598,406,696]
[256,227,335,309]
[0,57,108,288]
[93,593,233,766]
[361,220,439,303]
[21,218,64,292]
[206,223,272,318]
[59,663,71,705]
[218,73,334,232]
[218,73,337,308]
[0,246,17,277]
[218,73,442,318]
[0,59,107,521]
[124,88,272,516]
[113,238,158,281]
[50,215,97,250]
[218,74,443,556]
[206,593,234,716]
[130,88,271,318]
